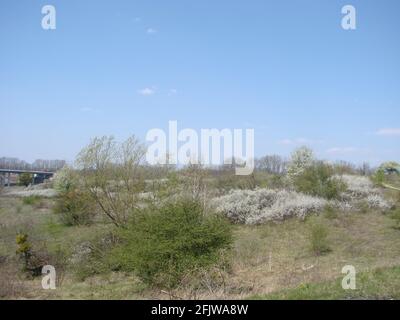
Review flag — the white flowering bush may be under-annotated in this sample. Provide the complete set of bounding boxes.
[287,146,314,180]
[366,194,392,211]
[214,173,393,224]
[330,200,353,212]
[213,188,327,224]
[53,166,79,193]
[333,174,392,211]
[337,174,376,199]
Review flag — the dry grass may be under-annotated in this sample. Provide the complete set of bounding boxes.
[224,209,400,298]
[1,186,400,300]
[0,259,28,299]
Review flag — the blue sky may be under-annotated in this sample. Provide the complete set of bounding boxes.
[0,0,399,165]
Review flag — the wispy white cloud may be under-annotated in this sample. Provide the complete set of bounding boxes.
[325,147,357,155]
[138,87,155,96]
[375,128,400,136]
[146,28,157,34]
[168,89,178,96]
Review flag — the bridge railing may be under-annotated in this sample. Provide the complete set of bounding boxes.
[0,165,62,173]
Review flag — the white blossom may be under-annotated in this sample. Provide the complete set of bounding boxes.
[213,188,327,224]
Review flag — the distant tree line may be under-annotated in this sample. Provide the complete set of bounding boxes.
[0,157,66,172]
[254,155,373,176]
[0,152,374,177]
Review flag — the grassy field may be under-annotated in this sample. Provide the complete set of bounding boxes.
[249,266,400,300]
[1,185,400,300]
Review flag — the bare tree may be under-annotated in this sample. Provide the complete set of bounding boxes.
[76,135,146,227]
[181,162,208,204]
[256,155,286,174]
[359,162,372,176]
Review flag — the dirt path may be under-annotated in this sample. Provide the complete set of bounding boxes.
[382,183,400,191]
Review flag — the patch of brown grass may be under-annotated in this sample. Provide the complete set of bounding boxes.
[0,258,28,299]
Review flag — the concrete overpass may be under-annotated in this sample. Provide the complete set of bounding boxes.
[0,169,55,187]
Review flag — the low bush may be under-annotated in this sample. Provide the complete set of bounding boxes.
[339,174,375,197]
[15,233,67,279]
[331,174,392,211]
[71,233,120,281]
[390,208,400,230]
[366,194,392,212]
[309,223,331,256]
[371,168,385,186]
[323,204,338,219]
[108,200,232,289]
[53,189,96,226]
[22,195,41,206]
[18,173,33,187]
[293,163,346,200]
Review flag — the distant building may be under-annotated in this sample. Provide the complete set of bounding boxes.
[384,166,400,175]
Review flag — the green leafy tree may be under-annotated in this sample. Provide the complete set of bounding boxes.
[19,173,33,187]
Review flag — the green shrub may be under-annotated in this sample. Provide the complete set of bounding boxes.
[390,208,400,230]
[323,204,338,220]
[18,173,33,187]
[22,195,41,206]
[309,223,331,256]
[108,200,232,288]
[16,233,45,276]
[53,190,96,226]
[371,168,385,186]
[16,233,67,278]
[72,233,119,281]
[293,162,346,200]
